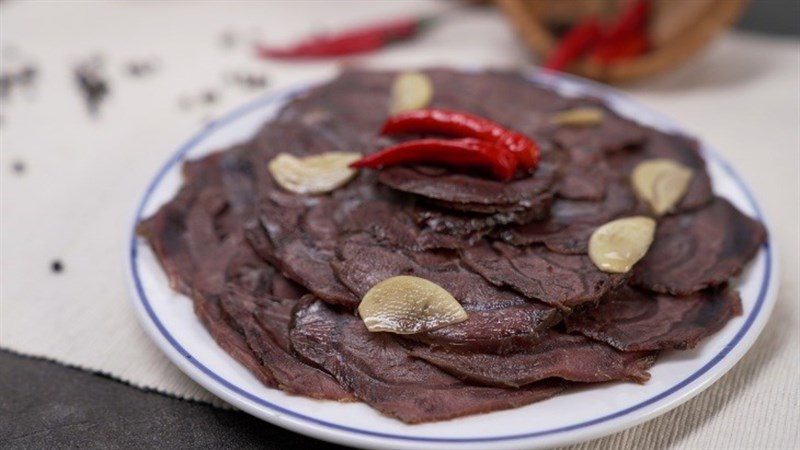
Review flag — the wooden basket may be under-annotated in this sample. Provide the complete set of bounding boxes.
[496,0,748,83]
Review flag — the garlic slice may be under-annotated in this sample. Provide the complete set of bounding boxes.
[390,72,433,114]
[358,275,468,334]
[550,107,605,127]
[268,151,361,194]
[589,216,656,273]
[631,159,694,216]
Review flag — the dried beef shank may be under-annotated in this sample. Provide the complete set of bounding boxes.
[565,286,743,351]
[461,241,627,310]
[137,152,278,390]
[497,180,639,254]
[409,195,552,243]
[378,157,558,214]
[632,197,766,295]
[244,177,377,308]
[289,298,564,424]
[608,131,713,212]
[550,102,648,156]
[220,286,354,401]
[407,330,655,387]
[332,233,561,353]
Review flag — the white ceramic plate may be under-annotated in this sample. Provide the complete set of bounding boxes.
[127,69,778,450]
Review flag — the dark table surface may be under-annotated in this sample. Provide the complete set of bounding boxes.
[1,3,797,449]
[0,350,344,449]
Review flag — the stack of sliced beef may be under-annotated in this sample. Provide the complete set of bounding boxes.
[137,70,766,424]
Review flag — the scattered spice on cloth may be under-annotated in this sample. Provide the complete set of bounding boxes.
[224,71,269,90]
[124,58,159,78]
[74,56,110,116]
[11,160,26,174]
[1,60,39,100]
[50,260,64,273]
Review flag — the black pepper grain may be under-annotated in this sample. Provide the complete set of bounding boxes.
[220,31,237,48]
[11,160,25,174]
[51,260,64,273]
[74,58,109,116]
[202,90,217,104]
[124,59,158,78]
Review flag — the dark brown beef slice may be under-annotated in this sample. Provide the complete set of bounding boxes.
[137,153,277,389]
[289,298,565,424]
[196,292,279,389]
[555,146,613,201]
[549,103,648,155]
[220,286,354,401]
[565,286,743,351]
[378,157,558,214]
[244,177,378,308]
[632,197,766,295]
[608,130,713,212]
[461,241,627,310]
[409,194,552,243]
[338,190,466,251]
[407,330,654,388]
[332,233,561,353]
[497,180,639,254]
[143,150,353,401]
[249,71,394,159]
[221,247,350,401]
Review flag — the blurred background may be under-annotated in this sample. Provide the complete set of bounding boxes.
[1,1,798,449]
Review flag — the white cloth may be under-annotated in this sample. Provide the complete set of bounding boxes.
[1,1,798,448]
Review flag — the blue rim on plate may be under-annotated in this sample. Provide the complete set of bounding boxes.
[129,70,773,444]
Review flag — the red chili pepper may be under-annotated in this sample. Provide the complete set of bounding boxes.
[592,31,649,64]
[380,109,539,170]
[590,0,650,65]
[601,0,650,47]
[257,16,431,60]
[543,16,603,71]
[350,138,518,181]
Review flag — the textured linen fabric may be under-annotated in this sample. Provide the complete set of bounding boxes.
[1,1,797,448]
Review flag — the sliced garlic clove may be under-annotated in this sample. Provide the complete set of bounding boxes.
[358,275,468,334]
[589,216,656,273]
[631,159,694,216]
[550,107,605,127]
[268,151,361,195]
[390,72,433,114]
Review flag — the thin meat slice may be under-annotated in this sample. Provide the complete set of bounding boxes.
[224,244,307,301]
[565,286,743,351]
[608,130,713,212]
[244,180,376,308]
[289,298,565,424]
[409,195,552,244]
[220,287,354,401]
[196,292,279,389]
[378,156,559,214]
[137,154,277,389]
[632,197,766,295]
[339,191,466,250]
[556,147,613,201]
[461,241,627,310]
[550,104,648,155]
[497,181,639,254]
[332,233,561,353]
[407,330,655,387]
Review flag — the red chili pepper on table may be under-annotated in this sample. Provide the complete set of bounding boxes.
[543,0,651,71]
[543,16,603,71]
[380,109,540,170]
[592,32,649,64]
[257,16,432,60]
[350,138,518,182]
[590,0,651,63]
